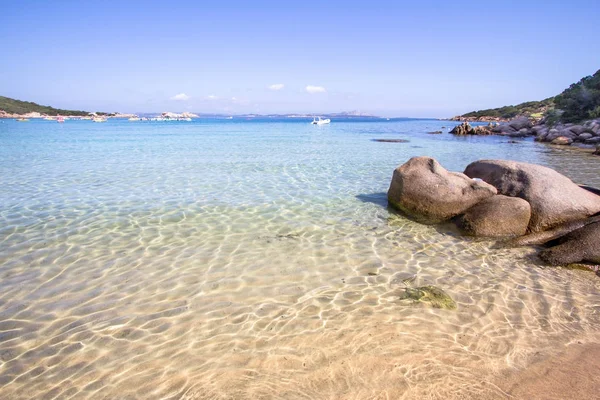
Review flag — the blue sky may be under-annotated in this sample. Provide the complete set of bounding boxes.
[1,0,599,117]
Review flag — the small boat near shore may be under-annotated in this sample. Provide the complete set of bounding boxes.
[311,116,331,125]
[92,117,107,123]
[16,118,29,122]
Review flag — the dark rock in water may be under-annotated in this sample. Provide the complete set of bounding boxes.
[594,145,600,155]
[373,139,409,143]
[399,285,457,310]
[464,159,600,232]
[455,195,531,237]
[540,221,600,266]
[388,157,497,223]
[473,125,494,135]
[450,122,475,135]
[507,140,522,144]
[427,131,443,134]
[508,215,600,247]
[508,117,532,131]
[449,123,494,135]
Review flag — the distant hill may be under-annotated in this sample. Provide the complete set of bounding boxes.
[456,69,600,123]
[0,95,91,116]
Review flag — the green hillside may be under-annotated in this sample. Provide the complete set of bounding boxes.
[463,97,555,120]
[460,69,600,122]
[0,96,91,116]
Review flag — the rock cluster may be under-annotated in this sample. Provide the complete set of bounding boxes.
[533,119,600,146]
[387,157,600,270]
[449,122,494,136]
[445,116,600,155]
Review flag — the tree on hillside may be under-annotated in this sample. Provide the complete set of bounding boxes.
[555,69,600,122]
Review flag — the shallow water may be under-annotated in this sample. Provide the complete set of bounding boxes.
[1,118,599,399]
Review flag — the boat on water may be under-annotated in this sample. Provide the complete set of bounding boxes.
[128,117,141,121]
[16,118,29,122]
[92,117,107,123]
[311,116,331,125]
[57,117,64,123]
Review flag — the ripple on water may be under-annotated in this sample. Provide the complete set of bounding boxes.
[0,119,599,399]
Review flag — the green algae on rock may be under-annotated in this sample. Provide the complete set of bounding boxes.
[399,285,457,310]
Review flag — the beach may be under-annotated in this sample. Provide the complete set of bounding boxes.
[0,118,599,399]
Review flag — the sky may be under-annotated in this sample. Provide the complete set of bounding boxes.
[1,0,599,117]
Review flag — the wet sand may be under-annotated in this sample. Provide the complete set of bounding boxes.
[493,342,600,399]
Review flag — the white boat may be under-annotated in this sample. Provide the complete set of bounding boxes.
[311,116,330,125]
[128,117,140,121]
[92,117,107,123]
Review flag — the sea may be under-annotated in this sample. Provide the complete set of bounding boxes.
[1,117,599,399]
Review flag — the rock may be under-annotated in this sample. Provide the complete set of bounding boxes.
[586,137,600,144]
[464,159,600,232]
[508,215,600,247]
[473,125,493,135]
[399,285,457,310]
[539,221,600,266]
[454,195,531,237]
[388,157,497,223]
[450,122,475,135]
[427,131,443,134]
[493,124,517,135]
[594,145,600,156]
[569,125,585,135]
[551,136,573,145]
[578,133,593,141]
[373,139,409,143]
[508,117,532,131]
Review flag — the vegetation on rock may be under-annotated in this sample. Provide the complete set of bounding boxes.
[458,69,600,123]
[554,69,600,123]
[462,98,555,120]
[0,95,91,116]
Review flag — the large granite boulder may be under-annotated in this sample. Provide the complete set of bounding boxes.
[454,195,531,237]
[551,136,573,145]
[388,157,497,223]
[464,160,600,232]
[539,221,600,266]
[450,122,475,135]
[508,117,532,131]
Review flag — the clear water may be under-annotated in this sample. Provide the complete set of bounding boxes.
[1,118,599,399]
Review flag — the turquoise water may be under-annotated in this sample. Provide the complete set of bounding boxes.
[1,118,599,399]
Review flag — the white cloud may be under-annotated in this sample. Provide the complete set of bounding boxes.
[306,85,326,94]
[268,83,285,91]
[206,95,217,100]
[170,93,190,101]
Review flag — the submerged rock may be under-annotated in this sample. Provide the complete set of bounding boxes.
[373,139,409,143]
[387,157,497,223]
[399,285,457,310]
[464,159,600,232]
